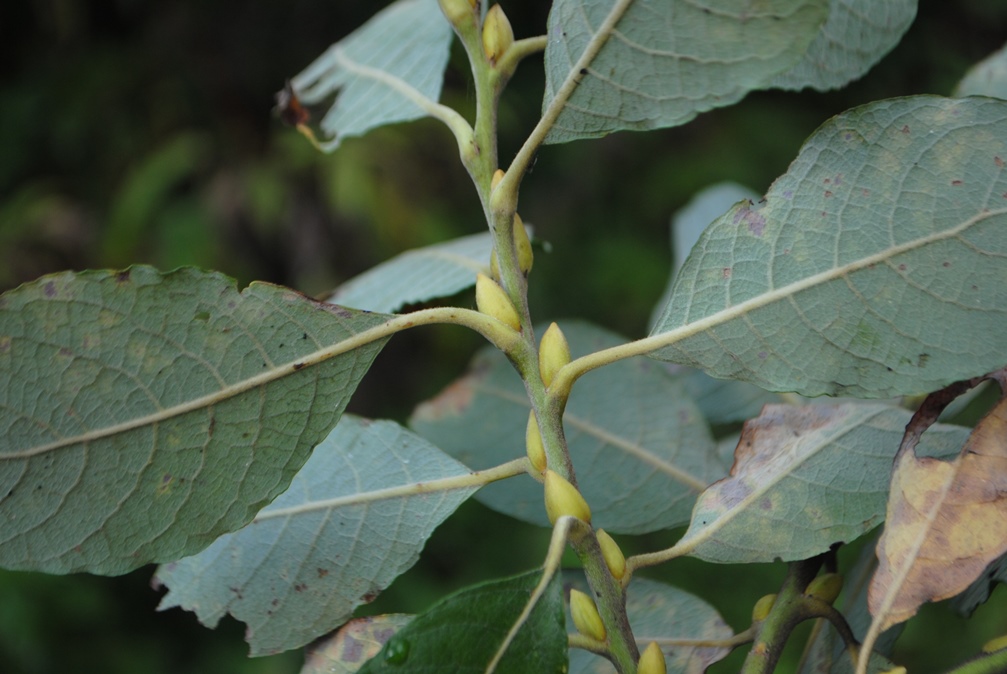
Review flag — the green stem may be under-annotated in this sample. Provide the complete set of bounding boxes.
[944,649,1007,674]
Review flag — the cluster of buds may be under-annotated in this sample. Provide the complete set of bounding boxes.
[438,0,514,68]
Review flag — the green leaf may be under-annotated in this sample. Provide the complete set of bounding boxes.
[411,321,726,534]
[650,96,1007,398]
[327,231,499,313]
[955,43,1007,99]
[290,0,452,151]
[0,266,391,575]
[567,576,732,674]
[541,0,828,144]
[154,416,478,656]
[766,0,917,92]
[302,615,413,674]
[674,367,783,426]
[357,570,566,674]
[677,403,970,563]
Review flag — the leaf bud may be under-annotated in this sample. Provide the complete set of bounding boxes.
[596,529,626,580]
[538,322,571,389]
[569,588,606,642]
[983,634,1007,653]
[525,411,547,473]
[491,168,505,191]
[438,0,477,27]
[475,273,521,331]
[512,213,533,275]
[804,573,843,605]
[544,469,591,525]
[637,642,666,674]
[481,4,514,65]
[751,593,776,623]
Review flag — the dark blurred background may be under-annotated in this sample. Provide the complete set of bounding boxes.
[2,1,1006,672]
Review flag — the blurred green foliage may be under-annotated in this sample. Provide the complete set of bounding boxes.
[2,1,1007,672]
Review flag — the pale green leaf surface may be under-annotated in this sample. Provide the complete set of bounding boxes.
[675,367,783,425]
[155,416,475,656]
[327,231,504,313]
[542,0,828,144]
[678,403,969,563]
[567,576,732,674]
[955,43,1007,100]
[767,0,916,92]
[358,570,566,674]
[290,0,451,150]
[301,615,413,674]
[411,321,726,534]
[0,267,390,575]
[651,96,1007,398]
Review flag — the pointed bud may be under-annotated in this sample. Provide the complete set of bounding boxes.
[491,168,506,191]
[475,273,521,331]
[637,642,666,674]
[751,594,776,623]
[596,529,626,580]
[983,635,1007,653]
[438,0,477,27]
[512,213,533,275]
[538,322,571,388]
[526,411,547,473]
[569,589,606,642]
[804,573,843,605]
[481,4,514,65]
[544,469,591,525]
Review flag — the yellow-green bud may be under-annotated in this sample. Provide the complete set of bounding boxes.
[637,642,666,674]
[751,594,777,623]
[491,168,505,191]
[596,529,626,580]
[438,0,477,27]
[805,573,843,605]
[983,634,1007,653]
[538,322,571,389]
[544,469,591,525]
[569,589,606,642]
[879,668,907,674]
[526,411,547,473]
[481,4,514,65]
[512,213,533,275]
[475,273,521,331]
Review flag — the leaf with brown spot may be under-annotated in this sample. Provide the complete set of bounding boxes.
[867,389,1007,633]
[301,615,413,674]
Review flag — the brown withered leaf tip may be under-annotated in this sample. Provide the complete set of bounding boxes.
[275,81,310,127]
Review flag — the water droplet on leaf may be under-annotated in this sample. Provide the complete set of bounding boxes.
[383,635,410,665]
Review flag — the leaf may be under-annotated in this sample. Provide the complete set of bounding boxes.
[673,366,783,426]
[766,0,917,92]
[650,96,1007,398]
[952,552,1007,617]
[868,392,1007,632]
[289,0,452,151]
[411,321,726,534]
[327,230,512,313]
[541,0,828,144]
[357,570,566,674]
[302,615,413,674]
[677,403,970,563]
[154,416,479,656]
[0,266,391,575]
[955,43,1007,99]
[567,577,732,674]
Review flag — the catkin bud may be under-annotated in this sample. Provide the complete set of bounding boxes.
[438,0,477,26]
[983,634,1007,653]
[475,273,521,331]
[544,469,591,524]
[512,213,533,275]
[751,594,777,622]
[596,529,626,580]
[805,573,844,605]
[525,411,547,473]
[569,589,606,642]
[481,4,514,64]
[538,322,571,388]
[637,642,666,674]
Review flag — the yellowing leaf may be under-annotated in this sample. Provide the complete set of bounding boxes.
[868,391,1007,632]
